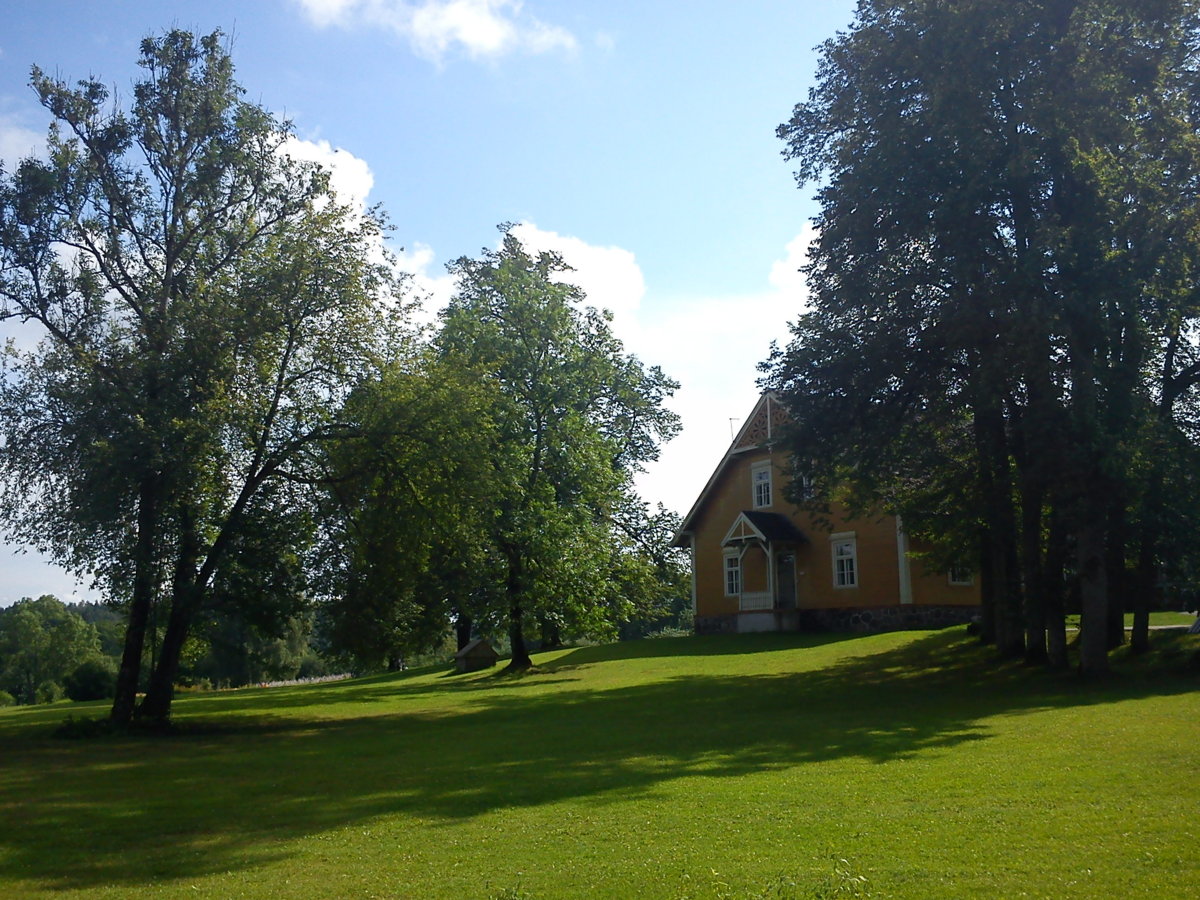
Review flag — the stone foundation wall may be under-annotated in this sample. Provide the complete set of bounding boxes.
[694,614,738,635]
[695,605,978,635]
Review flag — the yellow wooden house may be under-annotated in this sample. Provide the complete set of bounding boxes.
[673,393,980,633]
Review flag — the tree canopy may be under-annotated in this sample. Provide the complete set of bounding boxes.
[434,229,681,668]
[0,596,101,705]
[767,0,1200,671]
[0,30,399,723]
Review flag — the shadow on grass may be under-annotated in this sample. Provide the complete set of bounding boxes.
[0,629,1195,892]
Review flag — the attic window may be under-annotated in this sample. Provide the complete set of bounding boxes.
[752,461,772,508]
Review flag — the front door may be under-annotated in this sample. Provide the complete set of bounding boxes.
[775,551,796,609]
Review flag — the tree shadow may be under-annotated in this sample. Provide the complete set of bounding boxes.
[166,666,585,717]
[544,630,859,669]
[1,629,1194,892]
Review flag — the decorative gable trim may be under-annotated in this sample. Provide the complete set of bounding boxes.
[671,392,787,547]
[722,512,767,547]
[733,392,788,451]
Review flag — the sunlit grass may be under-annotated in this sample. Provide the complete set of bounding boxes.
[1065,610,1196,627]
[1,628,1197,898]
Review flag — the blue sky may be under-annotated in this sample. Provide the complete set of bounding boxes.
[0,0,856,604]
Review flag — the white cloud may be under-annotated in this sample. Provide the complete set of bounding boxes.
[393,241,458,324]
[768,221,816,298]
[294,0,358,27]
[277,136,422,312]
[280,136,375,213]
[509,222,646,347]
[292,0,576,62]
[631,286,802,517]
[0,114,45,169]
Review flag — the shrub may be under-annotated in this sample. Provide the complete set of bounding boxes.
[63,657,118,702]
[35,680,64,704]
[297,651,329,679]
[0,690,14,707]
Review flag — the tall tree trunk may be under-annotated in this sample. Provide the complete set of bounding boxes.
[1104,502,1128,651]
[455,613,473,652]
[504,548,532,670]
[975,400,1023,658]
[1077,511,1110,675]
[1061,297,1111,675]
[507,601,532,670]
[977,527,996,645]
[1131,530,1157,655]
[139,589,198,722]
[111,475,161,726]
[991,520,1024,659]
[140,508,203,722]
[1044,506,1069,669]
[1020,476,1048,665]
[1131,378,1176,655]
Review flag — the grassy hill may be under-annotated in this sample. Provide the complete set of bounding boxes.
[1,628,1197,898]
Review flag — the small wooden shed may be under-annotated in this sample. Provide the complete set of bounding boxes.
[455,637,499,673]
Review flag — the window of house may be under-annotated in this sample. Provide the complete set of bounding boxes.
[798,472,816,501]
[831,532,858,588]
[752,461,772,508]
[724,552,742,596]
[948,565,974,586]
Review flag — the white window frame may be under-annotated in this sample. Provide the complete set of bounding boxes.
[830,532,858,588]
[751,461,772,509]
[724,550,742,596]
[798,472,815,501]
[948,565,974,586]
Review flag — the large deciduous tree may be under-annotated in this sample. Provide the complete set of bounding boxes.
[434,229,680,668]
[767,0,1200,672]
[0,31,397,724]
[317,354,509,669]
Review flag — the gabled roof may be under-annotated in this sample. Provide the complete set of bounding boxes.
[671,392,788,546]
[455,637,498,660]
[738,510,807,544]
[722,510,807,547]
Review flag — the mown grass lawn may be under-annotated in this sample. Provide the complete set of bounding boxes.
[1,628,1197,899]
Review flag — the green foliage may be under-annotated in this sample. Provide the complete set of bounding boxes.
[768,0,1200,668]
[321,229,682,668]
[432,228,680,663]
[0,595,101,704]
[67,603,126,657]
[187,612,315,688]
[34,680,64,704]
[810,857,870,900]
[320,354,510,667]
[0,690,14,707]
[612,500,692,639]
[0,29,402,722]
[63,656,118,702]
[486,881,534,900]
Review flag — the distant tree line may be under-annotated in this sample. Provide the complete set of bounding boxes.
[0,595,335,706]
[766,0,1200,673]
[0,31,687,722]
